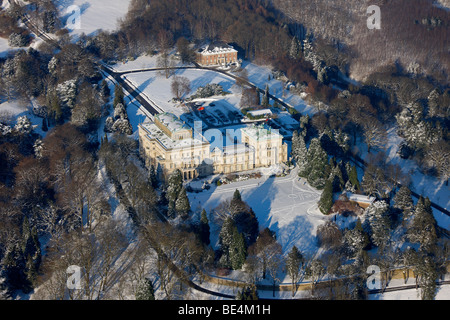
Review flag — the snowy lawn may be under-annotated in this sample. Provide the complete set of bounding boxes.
[0,37,17,58]
[123,68,240,119]
[188,168,325,257]
[0,99,47,137]
[240,61,316,116]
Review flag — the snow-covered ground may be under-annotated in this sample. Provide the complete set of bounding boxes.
[124,68,240,119]
[0,99,47,137]
[384,127,450,212]
[188,168,325,257]
[241,61,316,116]
[355,127,450,230]
[55,0,131,37]
[0,37,17,58]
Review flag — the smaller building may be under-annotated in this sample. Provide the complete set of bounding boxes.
[196,41,238,66]
[346,192,376,209]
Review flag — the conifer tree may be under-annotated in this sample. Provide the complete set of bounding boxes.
[230,228,247,270]
[393,186,414,222]
[42,118,48,132]
[199,209,211,246]
[286,246,303,297]
[219,218,247,270]
[347,164,360,191]
[344,218,370,257]
[329,163,345,192]
[294,131,308,176]
[236,286,259,300]
[175,187,190,219]
[113,84,125,107]
[261,84,270,107]
[166,169,183,218]
[135,278,156,300]
[289,36,301,59]
[365,201,391,250]
[318,179,334,215]
[408,197,438,250]
[305,138,330,189]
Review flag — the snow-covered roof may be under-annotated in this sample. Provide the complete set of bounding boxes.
[248,109,272,117]
[155,113,191,133]
[140,122,206,151]
[223,144,253,156]
[242,124,282,141]
[346,192,376,204]
[198,41,237,55]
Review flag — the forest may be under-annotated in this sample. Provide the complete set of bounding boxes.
[0,0,448,300]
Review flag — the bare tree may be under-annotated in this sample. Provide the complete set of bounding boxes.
[95,218,127,294]
[362,118,388,153]
[171,76,191,100]
[426,141,450,185]
[265,240,284,297]
[316,220,343,250]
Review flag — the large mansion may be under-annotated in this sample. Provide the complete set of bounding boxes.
[139,113,288,180]
[196,41,238,67]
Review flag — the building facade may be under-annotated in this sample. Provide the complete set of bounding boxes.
[196,41,238,66]
[139,113,288,180]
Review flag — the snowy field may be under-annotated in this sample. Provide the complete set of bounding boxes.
[241,61,316,117]
[124,67,240,119]
[0,99,47,137]
[384,128,450,212]
[188,168,325,256]
[0,37,17,58]
[55,0,131,37]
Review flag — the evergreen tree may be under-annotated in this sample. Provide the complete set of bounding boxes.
[293,131,308,176]
[318,179,334,215]
[219,218,247,270]
[393,186,414,222]
[417,256,438,300]
[2,243,31,293]
[21,218,41,288]
[0,269,11,300]
[166,170,183,218]
[100,79,111,101]
[261,84,270,107]
[199,209,211,246]
[219,217,235,268]
[286,246,303,297]
[329,163,345,192]
[347,164,360,191]
[232,189,242,202]
[113,84,125,107]
[236,286,259,300]
[305,138,330,189]
[408,197,438,250]
[149,164,158,189]
[344,218,370,257]
[289,36,301,59]
[230,228,247,270]
[42,118,48,132]
[135,278,156,300]
[365,201,391,250]
[175,187,190,219]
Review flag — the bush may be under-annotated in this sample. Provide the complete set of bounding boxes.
[8,32,30,47]
[191,84,229,99]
